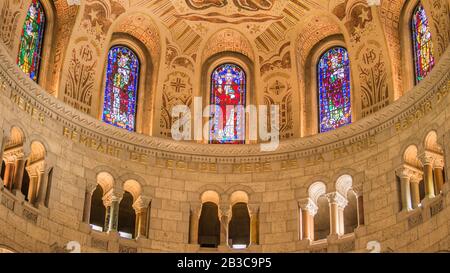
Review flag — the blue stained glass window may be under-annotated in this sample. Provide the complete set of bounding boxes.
[209,63,246,144]
[318,47,352,133]
[102,46,140,131]
[17,0,45,82]
[412,2,435,83]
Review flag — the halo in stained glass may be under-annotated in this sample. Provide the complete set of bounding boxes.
[412,2,435,83]
[17,0,46,82]
[209,63,246,144]
[317,47,352,133]
[102,46,140,131]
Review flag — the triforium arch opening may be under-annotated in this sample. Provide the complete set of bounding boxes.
[119,179,149,239]
[89,171,114,232]
[397,144,426,211]
[1,128,50,207]
[423,130,446,195]
[335,174,361,234]
[228,191,251,249]
[1,126,26,191]
[307,181,329,241]
[197,190,221,248]
[22,140,47,205]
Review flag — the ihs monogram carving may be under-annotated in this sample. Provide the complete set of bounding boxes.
[160,72,193,137]
[358,43,389,117]
[63,43,96,114]
[264,78,294,139]
[346,3,392,116]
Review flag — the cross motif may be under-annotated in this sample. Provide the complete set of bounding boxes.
[171,78,186,93]
[269,80,285,95]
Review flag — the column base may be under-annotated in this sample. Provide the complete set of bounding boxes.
[15,191,25,202]
[217,245,230,252]
[185,244,201,252]
[79,222,92,234]
[295,239,311,251]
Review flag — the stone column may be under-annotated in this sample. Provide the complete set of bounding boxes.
[419,153,436,199]
[82,184,97,223]
[248,204,260,245]
[12,156,25,194]
[107,195,121,233]
[189,204,201,244]
[133,196,151,238]
[36,167,47,206]
[3,161,14,189]
[219,205,231,247]
[327,192,348,236]
[410,174,422,209]
[0,134,5,189]
[352,185,365,226]
[395,167,413,211]
[134,207,147,238]
[105,190,123,233]
[433,157,445,195]
[27,173,38,204]
[299,198,318,241]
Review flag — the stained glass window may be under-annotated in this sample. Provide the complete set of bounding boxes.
[17,0,45,82]
[412,2,435,83]
[102,46,140,131]
[210,64,246,144]
[318,47,351,133]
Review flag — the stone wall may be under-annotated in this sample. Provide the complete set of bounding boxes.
[0,44,449,253]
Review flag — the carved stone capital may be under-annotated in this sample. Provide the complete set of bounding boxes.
[219,204,231,218]
[433,156,445,169]
[132,195,151,211]
[86,182,98,194]
[247,204,260,216]
[418,152,436,166]
[396,165,423,181]
[326,192,348,209]
[298,198,318,216]
[352,184,363,197]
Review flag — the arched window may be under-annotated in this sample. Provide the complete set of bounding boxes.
[317,47,351,133]
[0,160,6,182]
[209,63,246,144]
[102,46,140,131]
[411,2,435,83]
[21,161,30,201]
[198,202,221,248]
[89,185,106,231]
[17,0,46,82]
[118,191,136,239]
[228,202,250,248]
